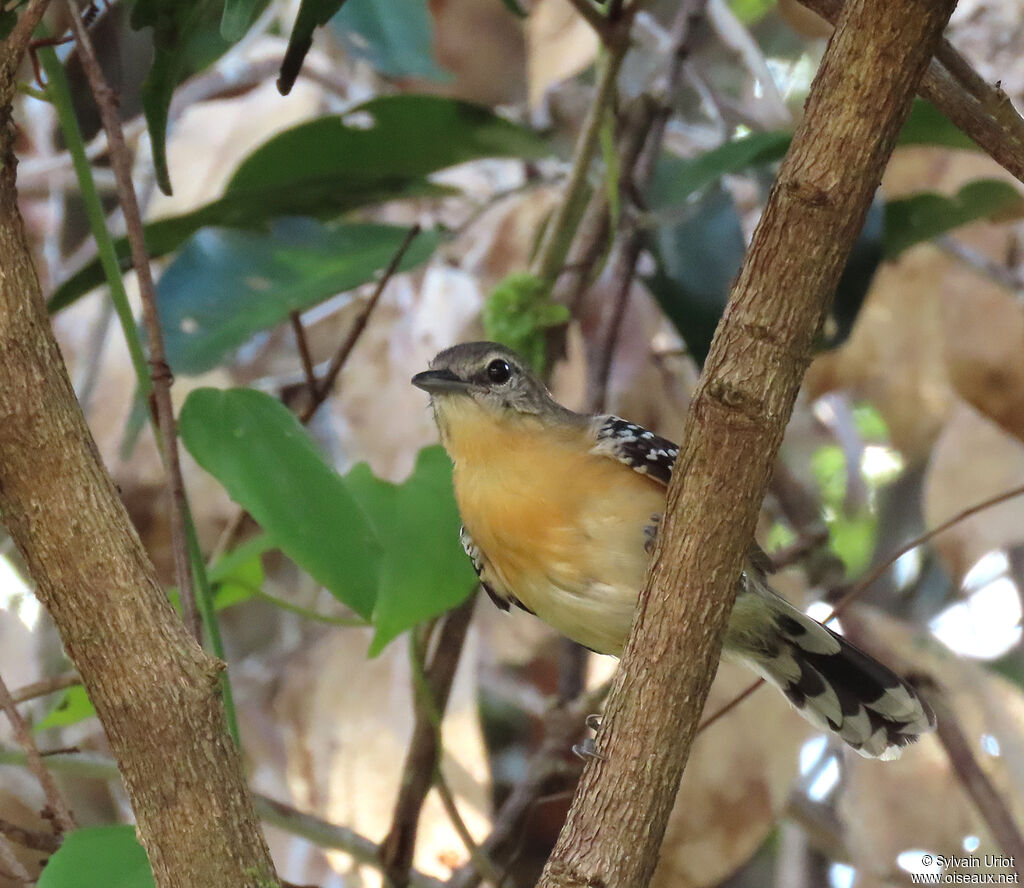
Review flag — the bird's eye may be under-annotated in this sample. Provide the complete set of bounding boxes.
[486,359,512,384]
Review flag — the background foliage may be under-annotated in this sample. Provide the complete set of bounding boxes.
[3,0,1024,886]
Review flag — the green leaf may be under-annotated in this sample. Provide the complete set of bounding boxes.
[645,181,746,367]
[35,686,95,731]
[658,131,792,204]
[279,0,350,95]
[884,179,1024,258]
[331,0,449,80]
[180,391,475,645]
[729,0,775,24]
[483,272,569,374]
[158,220,436,375]
[39,826,154,888]
[221,0,261,40]
[898,99,978,151]
[180,388,381,619]
[362,447,476,655]
[226,95,549,193]
[50,96,547,312]
[131,1,264,194]
[208,534,273,609]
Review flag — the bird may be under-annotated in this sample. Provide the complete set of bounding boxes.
[412,341,936,759]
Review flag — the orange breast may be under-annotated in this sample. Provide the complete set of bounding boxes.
[440,402,666,650]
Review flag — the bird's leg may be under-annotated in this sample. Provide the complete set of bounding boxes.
[572,713,606,760]
[643,514,661,555]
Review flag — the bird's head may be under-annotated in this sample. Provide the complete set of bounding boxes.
[412,342,574,444]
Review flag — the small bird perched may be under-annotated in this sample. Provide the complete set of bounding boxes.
[412,341,935,759]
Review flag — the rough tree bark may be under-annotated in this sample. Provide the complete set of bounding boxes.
[536,0,958,886]
[0,26,279,888]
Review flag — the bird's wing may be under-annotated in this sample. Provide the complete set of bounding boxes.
[459,525,535,614]
[588,415,775,574]
[588,416,679,486]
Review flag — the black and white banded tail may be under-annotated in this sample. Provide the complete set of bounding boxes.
[729,589,936,759]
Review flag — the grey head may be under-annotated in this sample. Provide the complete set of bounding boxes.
[411,341,573,418]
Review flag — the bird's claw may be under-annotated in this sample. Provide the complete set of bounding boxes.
[573,714,606,761]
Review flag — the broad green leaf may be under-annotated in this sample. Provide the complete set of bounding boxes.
[180,388,381,618]
[38,826,154,888]
[35,685,95,731]
[181,389,474,650]
[898,99,978,150]
[645,181,746,366]
[226,95,549,194]
[131,1,266,194]
[331,0,449,79]
[362,446,476,655]
[209,534,273,609]
[658,131,792,204]
[50,96,547,312]
[729,0,775,24]
[221,0,261,39]
[279,0,348,94]
[158,220,437,375]
[483,272,569,374]
[49,180,445,312]
[884,179,1024,258]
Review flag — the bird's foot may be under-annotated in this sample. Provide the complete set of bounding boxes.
[572,714,605,761]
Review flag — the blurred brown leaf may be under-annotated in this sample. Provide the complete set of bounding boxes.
[526,0,599,109]
[924,399,1024,582]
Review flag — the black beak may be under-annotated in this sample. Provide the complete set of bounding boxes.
[411,368,471,394]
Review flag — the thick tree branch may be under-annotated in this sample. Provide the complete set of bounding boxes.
[800,0,1024,185]
[0,30,279,888]
[535,0,957,885]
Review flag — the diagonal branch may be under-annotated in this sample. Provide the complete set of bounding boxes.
[535,0,957,884]
[64,2,200,640]
[800,0,1024,185]
[0,673,76,835]
[379,597,477,888]
[1,0,51,81]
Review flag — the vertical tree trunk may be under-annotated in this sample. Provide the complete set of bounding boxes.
[536,0,958,885]
[0,80,279,888]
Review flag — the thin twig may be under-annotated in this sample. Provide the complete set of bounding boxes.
[532,36,632,288]
[255,796,445,888]
[584,0,708,412]
[0,673,76,835]
[65,2,199,641]
[918,682,1024,879]
[0,817,62,853]
[0,834,32,885]
[447,682,610,888]
[209,224,422,563]
[289,311,319,404]
[11,672,81,705]
[562,0,614,45]
[380,596,476,887]
[302,224,422,422]
[432,768,501,887]
[938,235,1024,293]
[841,612,1024,880]
[2,0,52,77]
[830,482,1024,621]
[0,745,445,887]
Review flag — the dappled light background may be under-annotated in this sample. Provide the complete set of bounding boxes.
[3,0,1024,886]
